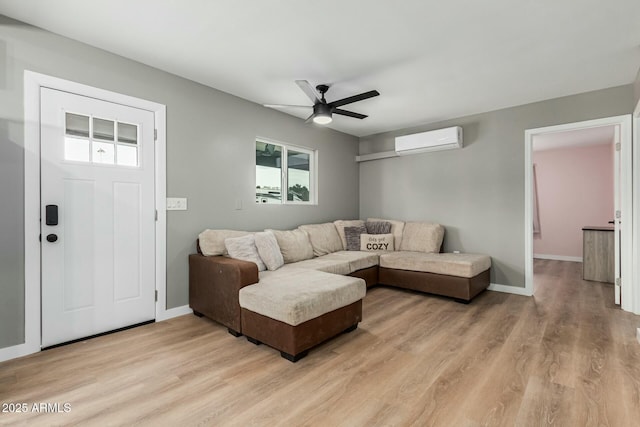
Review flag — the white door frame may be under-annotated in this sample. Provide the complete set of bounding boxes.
[633,100,640,315]
[18,71,169,359]
[524,115,635,313]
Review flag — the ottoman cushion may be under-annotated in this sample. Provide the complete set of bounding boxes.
[239,269,366,326]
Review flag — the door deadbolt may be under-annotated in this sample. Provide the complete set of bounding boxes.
[46,234,58,243]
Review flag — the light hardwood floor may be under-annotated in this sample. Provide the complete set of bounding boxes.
[1,260,639,426]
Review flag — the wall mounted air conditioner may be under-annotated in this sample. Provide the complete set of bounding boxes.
[395,126,463,155]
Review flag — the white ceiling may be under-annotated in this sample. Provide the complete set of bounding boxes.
[533,125,615,151]
[1,0,639,137]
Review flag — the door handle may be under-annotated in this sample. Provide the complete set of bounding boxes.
[46,234,58,243]
[46,205,59,226]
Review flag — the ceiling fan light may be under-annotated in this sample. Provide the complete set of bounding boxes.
[312,103,332,125]
[313,114,332,124]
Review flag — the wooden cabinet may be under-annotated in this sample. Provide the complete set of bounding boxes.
[582,226,614,283]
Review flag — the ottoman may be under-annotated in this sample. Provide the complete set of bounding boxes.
[239,268,366,362]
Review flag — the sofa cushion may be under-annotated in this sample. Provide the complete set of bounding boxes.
[198,229,252,256]
[321,251,379,273]
[266,229,314,264]
[224,235,266,271]
[254,231,284,271]
[365,221,392,235]
[360,233,394,252]
[278,257,351,275]
[333,220,366,250]
[344,225,368,251]
[299,223,343,256]
[239,268,366,326]
[399,222,445,253]
[380,252,491,278]
[367,218,405,250]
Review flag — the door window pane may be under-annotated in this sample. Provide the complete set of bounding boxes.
[64,137,90,162]
[65,113,90,138]
[256,142,282,203]
[118,122,138,144]
[93,118,115,141]
[92,141,115,164]
[287,150,310,202]
[117,144,138,167]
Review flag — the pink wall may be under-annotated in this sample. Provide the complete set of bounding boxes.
[533,143,614,259]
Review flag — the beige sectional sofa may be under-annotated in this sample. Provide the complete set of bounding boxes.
[189,219,491,362]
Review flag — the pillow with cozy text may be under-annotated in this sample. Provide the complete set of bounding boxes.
[360,233,394,252]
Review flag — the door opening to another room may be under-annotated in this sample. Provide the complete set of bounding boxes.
[524,115,632,310]
[531,125,616,303]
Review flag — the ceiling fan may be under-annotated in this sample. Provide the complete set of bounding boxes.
[264,80,380,125]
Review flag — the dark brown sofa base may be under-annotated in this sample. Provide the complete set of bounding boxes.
[189,254,258,335]
[379,267,490,302]
[349,265,378,288]
[241,300,362,362]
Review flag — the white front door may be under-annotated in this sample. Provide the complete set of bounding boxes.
[40,87,156,347]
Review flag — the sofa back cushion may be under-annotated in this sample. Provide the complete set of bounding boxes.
[224,234,266,271]
[299,223,344,256]
[367,218,405,250]
[198,229,252,256]
[266,229,314,263]
[254,231,284,271]
[360,233,394,252]
[333,219,366,250]
[399,222,445,253]
[344,225,368,251]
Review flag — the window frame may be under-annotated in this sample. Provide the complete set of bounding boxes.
[255,137,318,205]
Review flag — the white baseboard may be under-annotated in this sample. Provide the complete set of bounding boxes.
[534,254,583,262]
[0,305,192,363]
[0,342,40,364]
[488,283,533,296]
[156,304,192,322]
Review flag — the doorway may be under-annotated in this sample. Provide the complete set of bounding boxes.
[21,72,168,357]
[531,125,616,303]
[524,115,633,310]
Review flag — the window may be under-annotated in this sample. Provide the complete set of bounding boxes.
[64,112,139,167]
[256,139,316,205]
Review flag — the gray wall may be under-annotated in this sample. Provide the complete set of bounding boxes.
[0,15,359,349]
[359,85,634,288]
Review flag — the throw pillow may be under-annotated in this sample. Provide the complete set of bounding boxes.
[265,228,314,263]
[365,221,392,234]
[360,233,395,252]
[254,231,284,271]
[344,226,367,251]
[333,219,366,250]
[399,222,445,253]
[198,229,252,256]
[224,234,266,271]
[299,223,343,256]
[367,218,405,250]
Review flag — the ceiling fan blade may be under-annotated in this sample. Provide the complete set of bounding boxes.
[264,104,311,109]
[329,90,380,108]
[333,109,368,119]
[304,113,315,124]
[295,80,321,104]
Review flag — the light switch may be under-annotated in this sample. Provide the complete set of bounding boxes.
[167,197,187,211]
[235,199,243,210]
